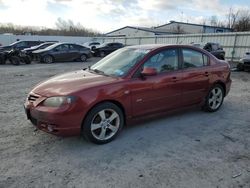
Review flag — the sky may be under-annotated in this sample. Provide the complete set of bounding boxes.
[0,0,249,33]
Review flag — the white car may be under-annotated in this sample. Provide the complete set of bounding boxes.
[237,52,250,71]
[83,42,100,50]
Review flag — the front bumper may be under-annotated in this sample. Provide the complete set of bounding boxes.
[24,94,84,136]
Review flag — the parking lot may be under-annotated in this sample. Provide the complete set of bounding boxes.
[0,59,249,188]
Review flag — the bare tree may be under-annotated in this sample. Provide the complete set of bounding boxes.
[234,10,250,32]
[226,7,239,29]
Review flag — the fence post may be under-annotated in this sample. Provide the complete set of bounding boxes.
[124,37,127,46]
[231,33,238,62]
[139,37,141,45]
[155,36,157,44]
[176,35,179,44]
[200,33,204,42]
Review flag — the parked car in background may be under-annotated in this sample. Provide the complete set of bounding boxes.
[83,41,100,50]
[32,43,92,63]
[21,42,56,57]
[0,49,31,65]
[91,42,124,57]
[0,40,44,52]
[24,44,231,144]
[191,42,225,60]
[237,52,250,71]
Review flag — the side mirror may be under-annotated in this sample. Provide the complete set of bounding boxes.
[141,67,157,77]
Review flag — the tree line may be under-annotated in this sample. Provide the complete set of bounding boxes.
[0,18,101,36]
[204,8,250,31]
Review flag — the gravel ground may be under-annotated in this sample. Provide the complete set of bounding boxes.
[0,59,249,188]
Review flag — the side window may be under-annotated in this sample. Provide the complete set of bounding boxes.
[143,49,179,73]
[182,49,205,68]
[69,44,77,50]
[55,44,68,51]
[15,41,26,48]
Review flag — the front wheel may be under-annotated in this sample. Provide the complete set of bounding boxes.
[80,54,87,62]
[203,84,224,112]
[43,55,53,64]
[100,51,105,57]
[10,56,20,65]
[82,102,124,144]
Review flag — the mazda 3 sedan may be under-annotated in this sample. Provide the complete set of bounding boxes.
[24,44,231,144]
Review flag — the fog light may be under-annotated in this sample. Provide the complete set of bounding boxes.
[47,125,54,132]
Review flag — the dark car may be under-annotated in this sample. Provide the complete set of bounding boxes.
[192,42,225,60]
[237,52,250,71]
[24,44,231,144]
[32,43,92,63]
[0,40,44,52]
[21,42,56,57]
[91,42,124,57]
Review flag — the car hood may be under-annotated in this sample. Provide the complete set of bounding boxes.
[31,70,120,97]
[0,45,12,52]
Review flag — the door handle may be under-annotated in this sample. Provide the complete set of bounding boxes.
[204,72,209,77]
[172,76,179,82]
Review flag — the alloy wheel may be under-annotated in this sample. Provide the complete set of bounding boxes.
[90,109,120,141]
[208,87,223,110]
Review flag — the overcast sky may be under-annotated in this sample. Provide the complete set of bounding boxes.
[0,0,249,33]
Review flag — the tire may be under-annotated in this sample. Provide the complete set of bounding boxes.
[82,102,124,144]
[10,56,20,65]
[23,56,32,64]
[80,54,87,62]
[43,55,53,64]
[0,55,5,64]
[203,84,224,112]
[237,63,244,71]
[100,51,105,57]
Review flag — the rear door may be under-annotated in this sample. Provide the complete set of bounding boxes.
[68,44,80,60]
[130,48,183,117]
[180,48,210,106]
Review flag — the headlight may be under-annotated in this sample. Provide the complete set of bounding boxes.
[42,96,76,107]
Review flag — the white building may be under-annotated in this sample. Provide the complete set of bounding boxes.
[105,21,233,37]
[156,21,233,34]
[105,26,176,37]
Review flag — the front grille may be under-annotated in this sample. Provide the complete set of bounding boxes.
[28,94,39,102]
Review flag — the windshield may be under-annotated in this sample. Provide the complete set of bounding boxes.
[98,42,109,47]
[45,43,61,50]
[90,48,150,77]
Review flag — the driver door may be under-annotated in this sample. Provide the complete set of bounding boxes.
[129,48,183,117]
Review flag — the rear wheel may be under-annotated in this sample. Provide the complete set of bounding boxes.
[203,84,224,112]
[237,63,244,71]
[43,55,53,64]
[82,102,124,144]
[23,56,32,64]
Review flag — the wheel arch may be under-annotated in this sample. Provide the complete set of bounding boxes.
[42,54,54,62]
[81,99,126,130]
[213,80,226,96]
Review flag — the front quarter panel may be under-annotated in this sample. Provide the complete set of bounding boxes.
[75,80,132,123]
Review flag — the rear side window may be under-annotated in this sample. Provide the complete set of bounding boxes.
[182,49,208,68]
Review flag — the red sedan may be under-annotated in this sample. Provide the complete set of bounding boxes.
[24,44,231,144]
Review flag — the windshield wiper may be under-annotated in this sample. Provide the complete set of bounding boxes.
[88,66,108,76]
